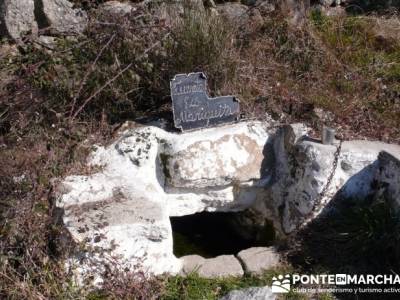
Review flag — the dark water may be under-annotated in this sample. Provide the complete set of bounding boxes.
[171,211,274,258]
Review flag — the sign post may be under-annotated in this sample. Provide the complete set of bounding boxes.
[170,72,240,131]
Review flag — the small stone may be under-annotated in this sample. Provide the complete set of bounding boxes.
[99,1,136,17]
[204,0,217,8]
[341,160,352,172]
[320,0,336,6]
[279,0,310,27]
[219,286,276,300]
[313,107,334,124]
[325,6,346,17]
[37,0,88,35]
[36,35,57,49]
[0,0,38,41]
[237,247,280,275]
[0,43,19,58]
[180,255,206,275]
[197,255,244,278]
[216,3,249,24]
[255,0,276,15]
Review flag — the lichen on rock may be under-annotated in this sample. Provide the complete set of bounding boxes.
[55,120,400,282]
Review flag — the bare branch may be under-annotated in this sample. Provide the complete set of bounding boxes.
[71,62,133,121]
[69,33,116,119]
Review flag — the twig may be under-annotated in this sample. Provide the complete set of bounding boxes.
[71,62,133,121]
[69,33,116,119]
[58,39,93,54]
[70,32,170,121]
[94,22,166,30]
[0,108,9,121]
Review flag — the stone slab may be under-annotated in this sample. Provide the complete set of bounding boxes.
[39,0,88,35]
[219,286,276,300]
[237,247,280,275]
[197,255,244,278]
[180,255,206,275]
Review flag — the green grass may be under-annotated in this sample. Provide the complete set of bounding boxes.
[162,267,297,300]
[310,10,400,82]
[85,266,310,300]
[308,9,400,133]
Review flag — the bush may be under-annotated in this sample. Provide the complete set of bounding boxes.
[164,8,237,93]
[309,10,400,137]
[0,3,238,130]
[0,4,240,299]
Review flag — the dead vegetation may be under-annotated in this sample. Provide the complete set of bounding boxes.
[0,2,399,299]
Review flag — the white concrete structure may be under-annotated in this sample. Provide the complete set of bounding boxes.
[56,120,400,282]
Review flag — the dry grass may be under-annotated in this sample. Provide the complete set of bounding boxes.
[223,9,400,143]
[0,2,399,299]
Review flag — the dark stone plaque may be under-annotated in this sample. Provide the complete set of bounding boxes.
[170,72,240,131]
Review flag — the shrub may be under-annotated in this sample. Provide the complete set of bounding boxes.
[309,11,400,137]
[0,4,240,299]
[1,3,238,129]
[164,8,237,93]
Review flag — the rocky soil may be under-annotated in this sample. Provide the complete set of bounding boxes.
[1,0,400,299]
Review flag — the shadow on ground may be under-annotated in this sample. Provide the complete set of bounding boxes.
[285,163,400,299]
